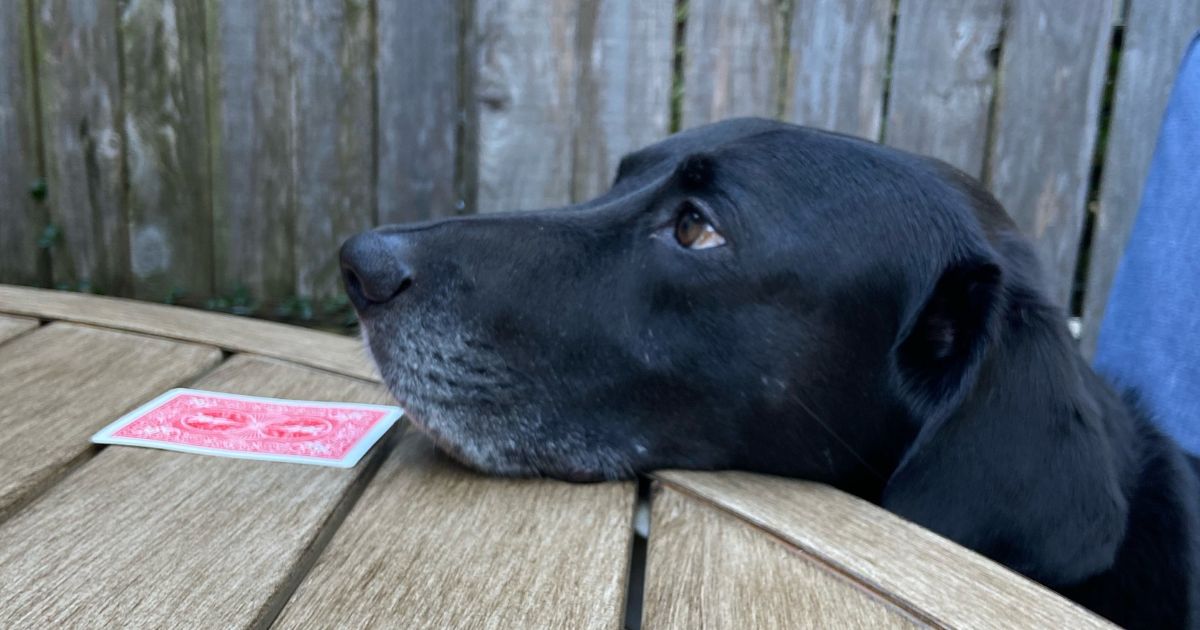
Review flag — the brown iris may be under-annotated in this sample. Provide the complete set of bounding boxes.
[674,204,726,250]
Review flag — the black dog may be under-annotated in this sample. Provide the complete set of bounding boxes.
[341,118,1199,627]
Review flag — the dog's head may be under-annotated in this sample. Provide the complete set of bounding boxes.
[345,118,1005,480]
[343,118,1130,584]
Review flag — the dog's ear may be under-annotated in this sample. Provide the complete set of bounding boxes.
[890,256,1003,419]
[883,258,1127,585]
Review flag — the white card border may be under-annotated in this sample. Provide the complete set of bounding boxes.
[91,388,404,468]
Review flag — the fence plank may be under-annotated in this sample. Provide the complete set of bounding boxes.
[472,0,580,213]
[121,0,212,303]
[987,0,1114,306]
[0,0,46,286]
[885,0,1003,177]
[681,0,783,128]
[293,0,374,300]
[784,0,892,141]
[207,0,295,301]
[571,0,674,201]
[34,0,128,293]
[377,0,463,223]
[1081,0,1200,357]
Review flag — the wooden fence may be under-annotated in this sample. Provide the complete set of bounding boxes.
[1,0,1197,354]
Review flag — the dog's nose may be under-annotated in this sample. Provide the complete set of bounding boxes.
[340,231,413,308]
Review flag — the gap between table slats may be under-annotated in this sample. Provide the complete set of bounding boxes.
[0,314,40,346]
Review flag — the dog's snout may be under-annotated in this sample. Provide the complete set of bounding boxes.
[340,232,413,308]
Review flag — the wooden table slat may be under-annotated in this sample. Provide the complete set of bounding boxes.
[275,434,635,630]
[656,471,1113,629]
[0,322,221,523]
[0,314,37,345]
[0,354,395,628]
[643,485,922,629]
[0,285,376,381]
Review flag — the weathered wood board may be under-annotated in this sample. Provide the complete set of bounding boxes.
[206,0,295,300]
[0,0,46,286]
[0,285,376,381]
[643,484,922,629]
[275,433,634,629]
[0,323,220,523]
[293,0,374,301]
[681,0,784,128]
[34,0,128,293]
[121,0,213,302]
[785,0,892,140]
[1081,0,1200,356]
[377,0,464,223]
[656,471,1113,628]
[572,0,674,201]
[472,0,581,213]
[0,355,395,628]
[885,0,1004,177]
[986,0,1114,306]
[0,315,38,345]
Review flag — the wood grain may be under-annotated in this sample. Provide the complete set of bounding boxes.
[1080,0,1200,357]
[0,314,38,345]
[0,354,396,628]
[681,0,783,128]
[884,0,1003,177]
[472,0,580,213]
[377,0,464,222]
[656,471,1113,628]
[0,323,220,523]
[0,0,46,286]
[206,0,295,300]
[121,0,213,302]
[293,0,374,301]
[572,0,674,201]
[34,0,128,293]
[986,0,1114,306]
[0,285,376,381]
[784,0,892,140]
[275,433,634,629]
[644,484,922,629]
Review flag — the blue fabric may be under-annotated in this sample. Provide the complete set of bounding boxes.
[1095,33,1200,455]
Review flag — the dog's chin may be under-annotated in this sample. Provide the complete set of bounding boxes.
[369,364,634,482]
[397,404,631,482]
[358,316,640,482]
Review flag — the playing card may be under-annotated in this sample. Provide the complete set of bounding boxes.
[91,388,403,468]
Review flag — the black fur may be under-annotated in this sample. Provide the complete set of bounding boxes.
[343,118,1199,627]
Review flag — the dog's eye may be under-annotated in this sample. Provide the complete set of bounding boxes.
[674,204,726,250]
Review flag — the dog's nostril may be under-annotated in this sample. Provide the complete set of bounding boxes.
[343,267,366,299]
[340,232,414,307]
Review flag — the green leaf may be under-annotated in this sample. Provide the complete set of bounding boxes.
[28,178,47,201]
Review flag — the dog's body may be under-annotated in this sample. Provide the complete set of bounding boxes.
[341,118,1199,627]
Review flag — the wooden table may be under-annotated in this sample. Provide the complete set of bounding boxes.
[0,285,1110,629]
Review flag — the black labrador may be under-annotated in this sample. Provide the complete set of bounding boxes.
[340,118,1199,628]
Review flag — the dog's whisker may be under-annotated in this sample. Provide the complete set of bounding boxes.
[789,392,887,482]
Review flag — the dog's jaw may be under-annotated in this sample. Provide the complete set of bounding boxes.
[358,309,640,481]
